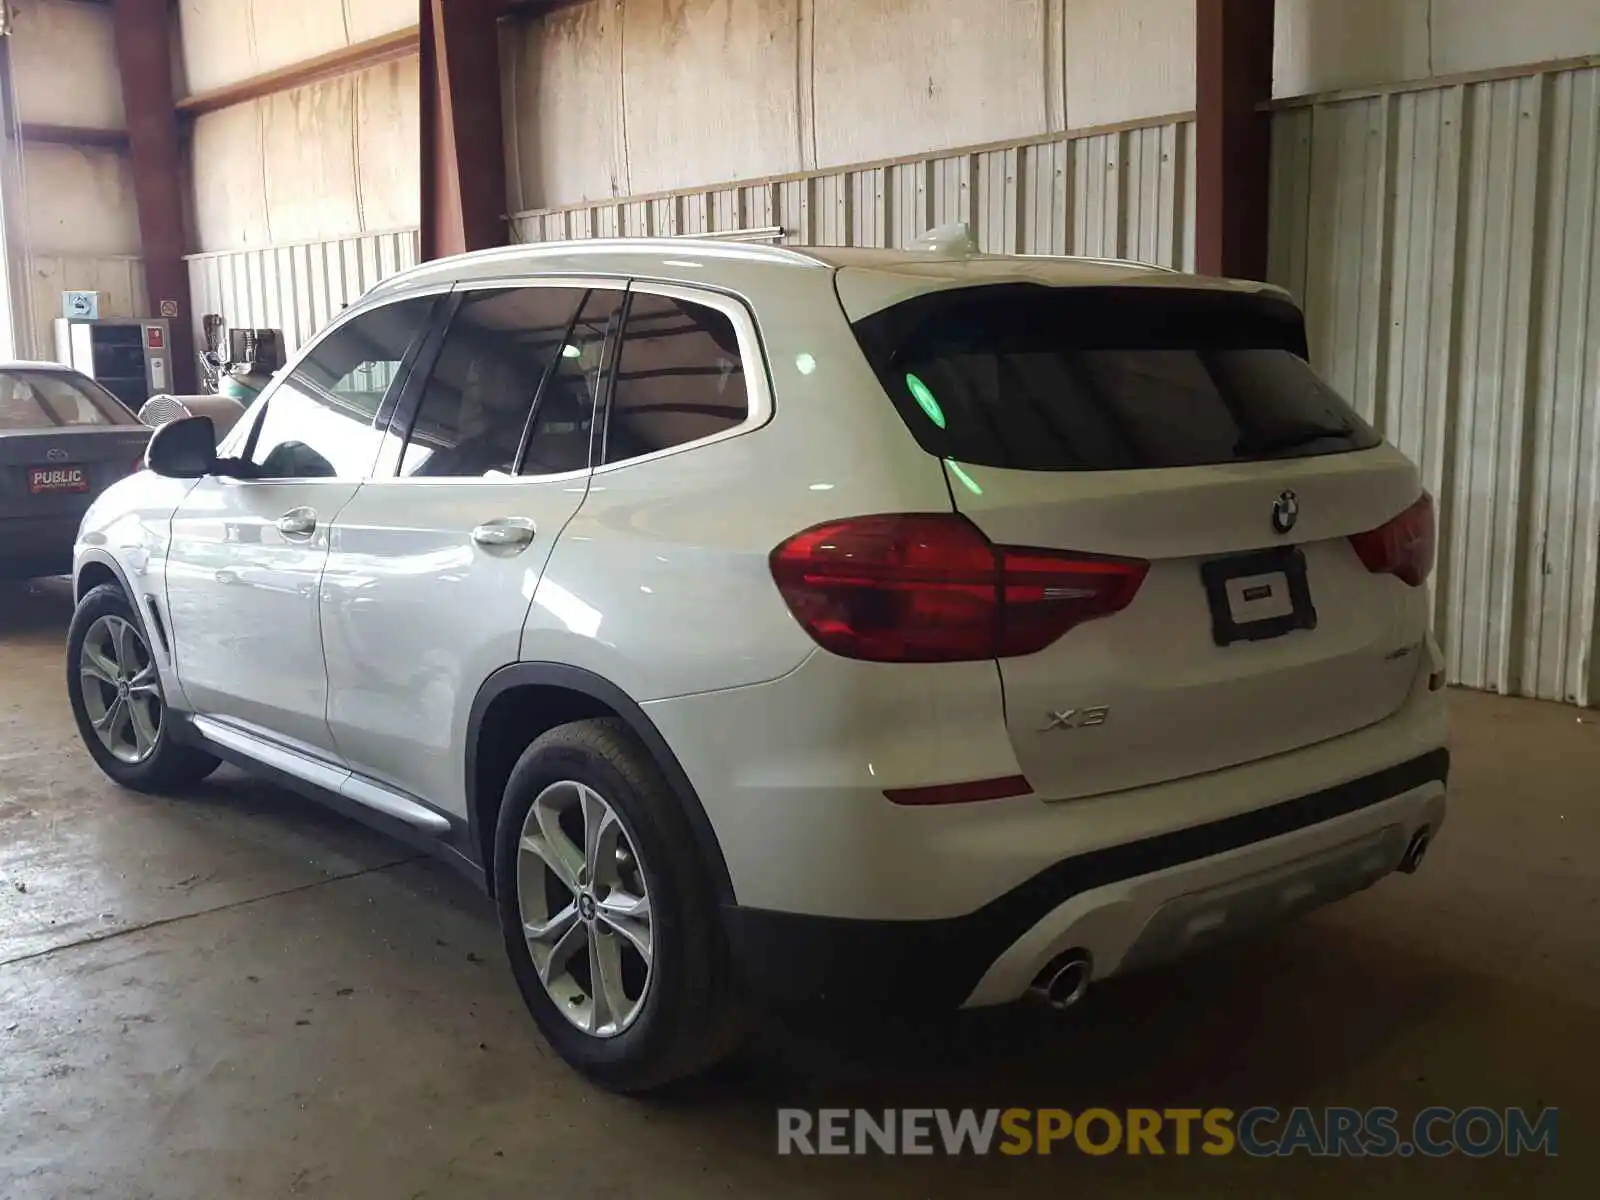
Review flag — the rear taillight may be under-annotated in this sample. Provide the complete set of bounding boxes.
[1349,492,1435,587]
[769,514,1149,663]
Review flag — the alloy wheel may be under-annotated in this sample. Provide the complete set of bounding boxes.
[79,615,164,765]
[516,779,654,1038]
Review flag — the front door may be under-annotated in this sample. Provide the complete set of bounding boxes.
[321,283,625,817]
[163,296,439,759]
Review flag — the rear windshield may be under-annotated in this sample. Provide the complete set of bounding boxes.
[849,284,1380,471]
[0,370,134,430]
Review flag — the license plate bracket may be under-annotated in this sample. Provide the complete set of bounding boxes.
[28,464,88,494]
[1200,546,1317,647]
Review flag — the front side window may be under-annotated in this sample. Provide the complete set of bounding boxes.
[397,286,619,478]
[248,297,435,479]
[601,294,748,466]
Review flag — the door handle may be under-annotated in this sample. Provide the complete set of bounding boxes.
[471,517,537,551]
[276,508,317,538]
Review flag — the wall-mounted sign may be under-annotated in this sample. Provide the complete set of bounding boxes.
[62,291,99,320]
[159,299,179,319]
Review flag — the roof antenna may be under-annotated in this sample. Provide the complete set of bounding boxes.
[914,222,978,258]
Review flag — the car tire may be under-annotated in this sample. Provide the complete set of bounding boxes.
[494,717,743,1092]
[66,583,220,792]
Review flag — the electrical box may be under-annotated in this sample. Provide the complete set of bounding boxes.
[53,318,173,415]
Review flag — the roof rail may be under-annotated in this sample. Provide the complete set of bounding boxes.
[365,236,827,298]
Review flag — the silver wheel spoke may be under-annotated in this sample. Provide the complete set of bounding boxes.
[581,785,617,883]
[520,797,583,894]
[587,929,628,1034]
[128,662,161,697]
[535,919,587,986]
[129,697,160,757]
[596,891,651,962]
[524,901,579,947]
[94,695,126,734]
[112,618,141,678]
[80,643,119,687]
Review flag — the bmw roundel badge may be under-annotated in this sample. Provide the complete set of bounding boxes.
[1271,489,1299,536]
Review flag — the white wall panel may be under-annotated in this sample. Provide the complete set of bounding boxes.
[19,145,140,257]
[1063,0,1194,130]
[190,61,420,253]
[621,0,802,195]
[1269,64,1600,704]
[1273,0,1433,98]
[9,0,125,128]
[504,1,627,210]
[178,0,415,95]
[511,117,1195,274]
[1430,0,1600,76]
[1274,0,1600,99]
[811,0,1048,168]
[184,229,420,356]
[508,0,1197,211]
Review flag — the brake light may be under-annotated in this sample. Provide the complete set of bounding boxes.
[1349,492,1435,586]
[769,514,1149,662]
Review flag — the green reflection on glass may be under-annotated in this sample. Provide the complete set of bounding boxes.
[905,372,945,429]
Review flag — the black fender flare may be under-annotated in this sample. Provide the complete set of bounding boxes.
[73,548,137,603]
[465,662,736,906]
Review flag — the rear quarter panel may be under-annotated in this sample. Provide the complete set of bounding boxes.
[520,267,954,702]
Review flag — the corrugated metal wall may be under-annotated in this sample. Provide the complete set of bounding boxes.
[509,117,1198,271]
[1270,63,1600,705]
[183,229,420,356]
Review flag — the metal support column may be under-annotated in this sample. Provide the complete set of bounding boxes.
[1195,0,1275,281]
[111,0,197,392]
[421,0,509,261]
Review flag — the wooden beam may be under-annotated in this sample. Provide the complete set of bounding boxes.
[15,123,130,150]
[175,27,420,118]
[420,0,508,260]
[1195,0,1275,281]
[112,0,196,392]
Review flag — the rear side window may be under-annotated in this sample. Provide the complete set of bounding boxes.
[850,284,1380,471]
[601,293,748,466]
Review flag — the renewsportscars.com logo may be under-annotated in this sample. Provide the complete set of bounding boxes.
[776,1106,1559,1158]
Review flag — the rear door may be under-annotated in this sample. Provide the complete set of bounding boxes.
[320,282,624,815]
[847,282,1431,800]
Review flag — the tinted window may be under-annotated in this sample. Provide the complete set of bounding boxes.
[399,287,589,478]
[850,285,1380,471]
[601,294,748,466]
[522,290,624,475]
[250,297,434,479]
[0,371,134,429]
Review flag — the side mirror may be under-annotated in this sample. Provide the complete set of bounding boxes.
[146,415,218,478]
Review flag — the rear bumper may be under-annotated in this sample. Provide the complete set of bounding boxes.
[723,749,1447,1013]
[0,516,79,577]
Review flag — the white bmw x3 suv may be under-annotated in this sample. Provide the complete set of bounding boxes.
[67,233,1448,1090]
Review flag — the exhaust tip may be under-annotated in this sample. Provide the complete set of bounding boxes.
[1398,828,1431,874]
[1027,950,1092,1012]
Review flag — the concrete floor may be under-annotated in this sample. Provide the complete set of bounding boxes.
[1,580,1593,1199]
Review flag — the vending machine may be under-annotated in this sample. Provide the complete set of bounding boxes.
[53,317,174,416]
